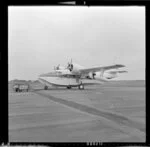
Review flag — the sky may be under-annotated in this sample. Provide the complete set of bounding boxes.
[8,6,145,81]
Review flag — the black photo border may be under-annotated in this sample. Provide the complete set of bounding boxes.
[1,0,148,146]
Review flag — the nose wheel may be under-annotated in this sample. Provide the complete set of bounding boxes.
[78,84,84,90]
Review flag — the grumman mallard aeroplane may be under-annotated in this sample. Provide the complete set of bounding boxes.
[38,60,127,90]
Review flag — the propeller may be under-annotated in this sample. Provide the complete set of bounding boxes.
[67,59,73,71]
[92,72,96,79]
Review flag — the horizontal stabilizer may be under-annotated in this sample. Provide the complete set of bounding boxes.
[117,70,128,73]
[108,70,128,74]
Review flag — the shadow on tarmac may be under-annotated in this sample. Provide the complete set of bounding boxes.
[34,90,145,134]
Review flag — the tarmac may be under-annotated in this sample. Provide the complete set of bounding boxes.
[9,80,145,142]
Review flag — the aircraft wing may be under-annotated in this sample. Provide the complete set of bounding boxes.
[79,64,125,74]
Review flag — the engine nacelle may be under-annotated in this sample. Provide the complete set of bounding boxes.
[87,72,94,79]
[68,63,85,74]
[87,72,96,79]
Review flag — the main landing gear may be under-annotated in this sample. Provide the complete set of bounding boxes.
[44,85,48,90]
[66,84,84,90]
[78,84,84,90]
[67,85,72,89]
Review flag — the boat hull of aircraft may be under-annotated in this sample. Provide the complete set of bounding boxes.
[38,76,104,88]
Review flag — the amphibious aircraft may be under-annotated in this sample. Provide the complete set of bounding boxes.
[38,60,127,90]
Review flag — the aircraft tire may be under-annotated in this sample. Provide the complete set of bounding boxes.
[78,84,84,90]
[44,86,48,90]
[67,86,71,89]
